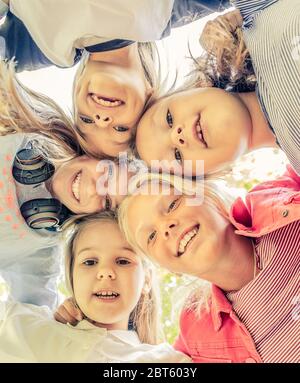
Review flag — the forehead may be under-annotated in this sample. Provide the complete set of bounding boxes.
[75,220,126,251]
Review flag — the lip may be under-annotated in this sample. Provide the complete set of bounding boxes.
[192,115,208,148]
[92,289,120,302]
[88,93,125,110]
[176,224,200,257]
[70,170,82,204]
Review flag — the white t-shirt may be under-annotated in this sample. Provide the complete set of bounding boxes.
[0,300,191,363]
[8,0,174,67]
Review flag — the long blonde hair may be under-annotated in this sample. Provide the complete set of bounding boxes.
[0,60,81,161]
[63,211,163,345]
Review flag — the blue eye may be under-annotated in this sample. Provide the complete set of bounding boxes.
[174,148,182,164]
[148,231,156,244]
[114,126,129,132]
[79,115,94,124]
[166,110,173,127]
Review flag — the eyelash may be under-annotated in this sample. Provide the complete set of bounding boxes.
[174,148,182,164]
[83,259,97,266]
[168,197,180,213]
[104,195,112,211]
[83,258,131,266]
[114,126,129,132]
[79,115,94,124]
[148,231,156,244]
[166,109,173,128]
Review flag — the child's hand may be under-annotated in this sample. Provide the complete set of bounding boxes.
[199,10,243,54]
[54,297,83,326]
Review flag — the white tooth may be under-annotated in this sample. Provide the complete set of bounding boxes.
[178,228,198,255]
[91,95,122,107]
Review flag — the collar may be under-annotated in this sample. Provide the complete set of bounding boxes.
[109,330,141,347]
[69,319,107,333]
[210,285,233,332]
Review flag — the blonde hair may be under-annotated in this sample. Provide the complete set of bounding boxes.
[190,11,256,92]
[63,211,163,345]
[0,60,81,161]
[71,43,162,158]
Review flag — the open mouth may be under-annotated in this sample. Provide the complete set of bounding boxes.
[89,93,125,108]
[72,171,82,202]
[94,290,120,300]
[177,224,200,257]
[194,116,208,147]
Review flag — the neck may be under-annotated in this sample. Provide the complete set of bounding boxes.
[89,43,138,67]
[235,92,277,150]
[201,229,255,292]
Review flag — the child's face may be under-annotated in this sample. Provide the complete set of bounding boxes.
[74,58,150,157]
[136,88,251,175]
[72,221,145,330]
[50,156,126,214]
[125,184,234,278]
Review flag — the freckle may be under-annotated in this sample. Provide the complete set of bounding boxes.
[2,168,7,176]
[12,223,19,230]
[0,181,3,189]
[0,206,3,213]
[5,215,12,221]
[5,154,12,161]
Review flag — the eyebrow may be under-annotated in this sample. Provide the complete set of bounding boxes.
[77,246,135,256]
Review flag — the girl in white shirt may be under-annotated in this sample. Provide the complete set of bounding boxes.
[0,210,190,363]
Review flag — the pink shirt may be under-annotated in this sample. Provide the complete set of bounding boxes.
[174,166,300,363]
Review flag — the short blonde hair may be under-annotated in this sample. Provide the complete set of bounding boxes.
[63,211,163,345]
[118,172,235,256]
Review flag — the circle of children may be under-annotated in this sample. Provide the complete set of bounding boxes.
[0,0,299,363]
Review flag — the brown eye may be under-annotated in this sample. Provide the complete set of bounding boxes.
[166,110,173,127]
[79,115,94,124]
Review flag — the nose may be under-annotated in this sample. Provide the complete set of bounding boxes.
[160,219,178,239]
[94,114,113,128]
[96,267,116,280]
[170,126,186,147]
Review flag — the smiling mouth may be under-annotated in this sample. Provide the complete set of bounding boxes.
[89,93,124,108]
[194,117,208,147]
[177,224,200,256]
[94,290,120,300]
[72,171,81,202]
